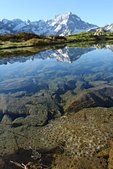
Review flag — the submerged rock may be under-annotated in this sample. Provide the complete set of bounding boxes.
[1,107,113,158]
[1,114,12,126]
[0,90,63,125]
[12,114,48,127]
[65,85,113,113]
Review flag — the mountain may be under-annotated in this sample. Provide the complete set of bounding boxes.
[103,24,113,32]
[0,12,97,36]
[46,12,97,35]
[89,24,113,33]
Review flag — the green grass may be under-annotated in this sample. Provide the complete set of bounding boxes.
[66,32,95,41]
[66,32,113,43]
[0,31,113,50]
[0,32,67,49]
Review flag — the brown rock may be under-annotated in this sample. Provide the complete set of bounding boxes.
[0,158,5,168]
[52,155,107,169]
[96,148,110,158]
[108,141,113,169]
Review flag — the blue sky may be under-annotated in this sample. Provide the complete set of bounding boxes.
[0,0,113,26]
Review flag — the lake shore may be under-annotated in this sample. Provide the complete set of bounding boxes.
[0,32,113,50]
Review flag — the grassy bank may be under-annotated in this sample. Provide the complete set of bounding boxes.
[0,32,67,49]
[0,31,113,49]
[66,32,113,43]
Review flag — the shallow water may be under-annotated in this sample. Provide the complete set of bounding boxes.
[0,46,113,114]
[0,45,113,167]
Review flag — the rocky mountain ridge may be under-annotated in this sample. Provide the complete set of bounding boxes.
[0,12,97,36]
[89,24,113,33]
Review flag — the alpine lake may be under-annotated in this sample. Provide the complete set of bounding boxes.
[1,44,113,168]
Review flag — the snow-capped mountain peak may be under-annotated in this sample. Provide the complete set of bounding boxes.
[0,12,98,36]
[47,12,97,36]
[52,13,70,26]
[55,12,72,20]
